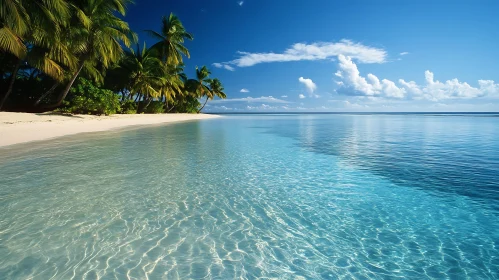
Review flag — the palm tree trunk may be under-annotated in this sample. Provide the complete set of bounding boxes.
[34,82,59,107]
[197,96,209,113]
[0,60,22,111]
[47,63,84,108]
[141,96,153,113]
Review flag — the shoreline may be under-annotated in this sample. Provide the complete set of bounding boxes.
[0,112,220,148]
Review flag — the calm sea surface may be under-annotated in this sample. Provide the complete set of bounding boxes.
[0,114,498,279]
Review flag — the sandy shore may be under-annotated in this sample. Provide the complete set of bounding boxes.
[0,112,219,148]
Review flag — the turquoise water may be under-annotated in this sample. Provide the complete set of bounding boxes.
[0,114,498,279]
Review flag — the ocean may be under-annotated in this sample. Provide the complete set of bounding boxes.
[0,113,498,279]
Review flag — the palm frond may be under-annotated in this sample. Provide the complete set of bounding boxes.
[0,27,26,58]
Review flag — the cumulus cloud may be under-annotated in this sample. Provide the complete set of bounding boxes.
[335,55,499,101]
[214,39,386,69]
[238,1,244,6]
[398,79,422,95]
[240,88,250,93]
[299,94,306,99]
[335,54,389,96]
[210,96,290,104]
[212,63,235,71]
[281,95,288,98]
[298,77,317,93]
[400,71,498,101]
[400,52,409,56]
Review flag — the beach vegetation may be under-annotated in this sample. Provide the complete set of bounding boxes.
[0,0,226,114]
[59,78,121,116]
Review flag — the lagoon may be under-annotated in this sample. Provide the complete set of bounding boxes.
[0,114,498,279]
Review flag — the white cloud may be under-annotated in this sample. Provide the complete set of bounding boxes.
[210,96,290,104]
[238,1,244,6]
[299,94,306,99]
[335,55,499,101]
[246,104,277,110]
[281,95,288,98]
[343,100,369,108]
[298,77,317,93]
[336,54,387,96]
[216,105,233,110]
[400,52,409,56]
[214,39,387,68]
[382,79,406,99]
[202,105,238,112]
[240,88,250,93]
[212,62,235,71]
[400,71,498,101]
[398,79,422,96]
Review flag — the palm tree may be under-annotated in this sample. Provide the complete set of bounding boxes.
[48,0,136,108]
[209,78,227,100]
[0,0,73,110]
[120,42,164,111]
[145,13,193,65]
[159,63,186,112]
[0,0,29,58]
[186,66,211,112]
[197,78,226,113]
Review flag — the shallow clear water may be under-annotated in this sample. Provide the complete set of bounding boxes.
[0,114,498,279]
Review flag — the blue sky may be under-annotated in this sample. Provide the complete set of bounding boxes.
[126,0,499,112]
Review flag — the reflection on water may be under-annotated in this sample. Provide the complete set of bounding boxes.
[270,115,499,206]
[0,114,498,279]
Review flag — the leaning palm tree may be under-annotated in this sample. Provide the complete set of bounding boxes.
[48,0,136,108]
[197,78,226,113]
[186,66,211,112]
[0,0,73,110]
[145,13,193,65]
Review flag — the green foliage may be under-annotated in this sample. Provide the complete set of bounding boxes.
[0,5,228,114]
[145,13,193,65]
[61,78,121,115]
[174,94,200,113]
[143,101,165,114]
[120,99,137,114]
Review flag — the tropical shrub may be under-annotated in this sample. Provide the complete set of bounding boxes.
[174,95,200,113]
[144,101,165,114]
[0,5,228,114]
[120,99,138,114]
[62,78,121,115]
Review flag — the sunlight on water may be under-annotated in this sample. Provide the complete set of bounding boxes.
[0,114,498,279]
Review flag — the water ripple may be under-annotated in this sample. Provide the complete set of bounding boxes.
[0,115,498,279]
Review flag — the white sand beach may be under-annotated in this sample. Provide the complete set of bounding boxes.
[0,112,219,147]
